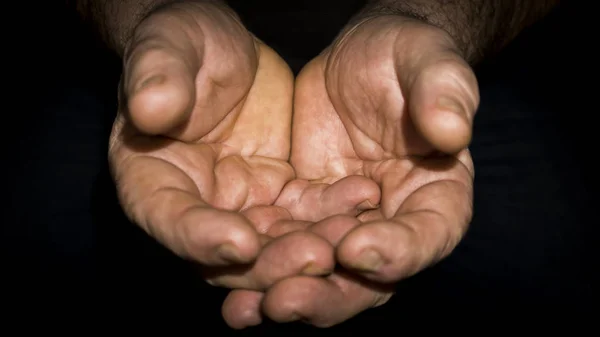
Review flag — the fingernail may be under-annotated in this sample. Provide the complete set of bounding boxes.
[302,262,331,276]
[357,199,377,210]
[353,249,384,273]
[134,74,166,94]
[217,243,242,262]
[291,312,309,323]
[437,96,467,120]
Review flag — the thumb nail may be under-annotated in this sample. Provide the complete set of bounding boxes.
[437,96,469,122]
[133,74,166,94]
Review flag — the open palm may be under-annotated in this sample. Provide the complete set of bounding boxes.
[224,15,479,328]
[109,2,336,292]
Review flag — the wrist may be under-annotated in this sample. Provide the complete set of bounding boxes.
[78,0,227,57]
[354,0,561,65]
[351,4,477,63]
[334,12,465,69]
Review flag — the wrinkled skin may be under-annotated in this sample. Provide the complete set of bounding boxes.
[223,15,479,329]
[109,2,375,295]
[108,2,479,329]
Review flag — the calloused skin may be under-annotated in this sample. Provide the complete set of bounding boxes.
[109,2,376,294]
[222,15,479,328]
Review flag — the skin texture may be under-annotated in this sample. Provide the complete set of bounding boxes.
[84,0,560,330]
[362,0,561,64]
[223,15,478,329]
[108,2,375,294]
[72,0,226,56]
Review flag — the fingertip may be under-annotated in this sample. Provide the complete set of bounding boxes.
[323,176,381,216]
[407,57,478,154]
[336,176,381,201]
[261,277,311,323]
[280,231,336,273]
[419,104,472,154]
[128,75,194,135]
[309,214,361,246]
[182,209,261,265]
[336,228,375,272]
[242,206,293,234]
[222,290,263,330]
[336,222,412,283]
[261,276,344,328]
[217,227,262,265]
[125,46,198,135]
[215,243,250,264]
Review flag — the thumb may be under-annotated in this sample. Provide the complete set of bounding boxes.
[402,52,479,154]
[122,21,202,136]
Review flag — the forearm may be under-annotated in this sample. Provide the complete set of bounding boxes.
[69,0,224,56]
[361,0,561,64]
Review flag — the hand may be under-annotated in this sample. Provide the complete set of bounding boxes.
[223,15,478,328]
[108,1,334,292]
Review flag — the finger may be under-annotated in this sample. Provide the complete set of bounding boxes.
[262,273,391,328]
[124,26,201,136]
[242,206,311,237]
[117,156,261,266]
[219,216,314,330]
[309,215,361,246]
[266,220,312,238]
[221,217,380,329]
[205,231,335,289]
[276,176,381,222]
[400,50,479,154]
[242,206,293,234]
[260,218,392,327]
[222,290,264,329]
[337,177,473,283]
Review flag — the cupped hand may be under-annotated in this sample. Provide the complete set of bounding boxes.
[223,14,478,328]
[108,1,335,293]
